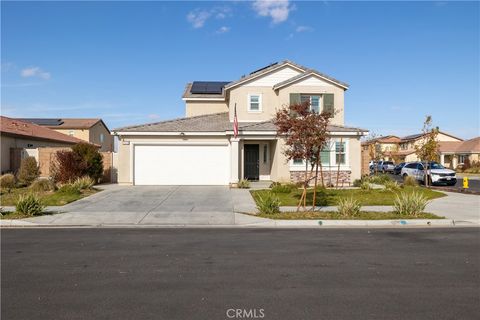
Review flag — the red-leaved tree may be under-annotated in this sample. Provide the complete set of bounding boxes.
[274,102,331,210]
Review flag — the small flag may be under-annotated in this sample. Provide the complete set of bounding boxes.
[233,103,239,138]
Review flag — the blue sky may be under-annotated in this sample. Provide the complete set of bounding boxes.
[1,1,479,139]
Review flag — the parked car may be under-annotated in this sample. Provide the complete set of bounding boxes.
[369,161,378,172]
[376,161,395,173]
[393,162,406,175]
[401,161,457,186]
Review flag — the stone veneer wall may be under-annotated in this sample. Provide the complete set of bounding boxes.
[290,170,351,187]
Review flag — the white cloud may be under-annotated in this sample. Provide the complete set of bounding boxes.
[216,26,230,34]
[252,0,292,24]
[296,25,313,33]
[187,7,232,29]
[187,9,211,28]
[20,67,51,80]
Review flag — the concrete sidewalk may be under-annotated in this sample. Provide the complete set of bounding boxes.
[1,186,478,228]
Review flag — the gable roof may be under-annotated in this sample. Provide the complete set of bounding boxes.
[19,118,109,130]
[401,131,463,142]
[439,137,480,153]
[361,135,401,146]
[273,69,350,90]
[1,116,86,144]
[113,112,367,134]
[224,60,307,90]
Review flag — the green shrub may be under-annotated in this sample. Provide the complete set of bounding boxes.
[30,179,55,192]
[269,181,281,188]
[57,183,81,195]
[384,180,400,192]
[271,184,294,193]
[72,176,95,190]
[369,174,392,185]
[337,197,361,217]
[237,179,250,189]
[360,180,371,190]
[352,179,362,187]
[0,173,16,192]
[403,175,418,187]
[256,192,281,214]
[17,157,40,186]
[393,191,429,216]
[71,143,104,182]
[15,193,45,216]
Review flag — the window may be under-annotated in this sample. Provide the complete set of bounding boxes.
[293,158,303,165]
[100,133,105,143]
[300,95,321,113]
[405,163,417,169]
[335,141,346,165]
[263,145,268,164]
[459,155,467,164]
[248,94,262,112]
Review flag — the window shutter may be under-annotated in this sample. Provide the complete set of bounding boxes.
[323,94,334,115]
[290,93,301,105]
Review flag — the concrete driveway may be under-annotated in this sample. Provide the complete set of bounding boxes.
[21,185,263,226]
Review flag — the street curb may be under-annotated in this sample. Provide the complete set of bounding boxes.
[1,218,478,228]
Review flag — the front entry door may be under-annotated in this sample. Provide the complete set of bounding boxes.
[244,144,259,181]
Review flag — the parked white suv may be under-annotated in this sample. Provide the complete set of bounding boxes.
[401,162,457,186]
[377,161,395,173]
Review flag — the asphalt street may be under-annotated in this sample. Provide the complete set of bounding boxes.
[390,173,480,192]
[2,228,479,320]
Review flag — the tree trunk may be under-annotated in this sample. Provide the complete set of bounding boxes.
[319,161,324,187]
[297,161,309,211]
[312,158,320,211]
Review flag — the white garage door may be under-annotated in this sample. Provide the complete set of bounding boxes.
[134,144,230,185]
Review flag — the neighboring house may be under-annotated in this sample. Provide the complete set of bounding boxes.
[0,116,86,173]
[361,131,464,164]
[19,118,113,152]
[438,137,480,169]
[113,60,368,186]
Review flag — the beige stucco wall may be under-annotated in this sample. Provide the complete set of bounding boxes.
[349,137,362,181]
[88,122,114,152]
[54,123,113,152]
[116,134,229,184]
[54,128,89,142]
[227,83,345,126]
[185,101,228,117]
[0,134,73,173]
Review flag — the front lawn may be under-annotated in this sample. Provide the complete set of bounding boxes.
[250,186,445,207]
[257,211,443,220]
[0,187,98,206]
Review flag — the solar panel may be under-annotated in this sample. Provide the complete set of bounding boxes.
[249,62,278,75]
[19,118,64,126]
[191,81,229,94]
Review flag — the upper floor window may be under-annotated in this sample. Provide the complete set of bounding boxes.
[291,93,334,115]
[300,95,321,113]
[100,133,105,143]
[248,94,262,112]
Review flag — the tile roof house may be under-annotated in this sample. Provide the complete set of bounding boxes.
[19,118,113,152]
[0,116,86,173]
[113,60,368,186]
[361,130,470,169]
[438,137,480,168]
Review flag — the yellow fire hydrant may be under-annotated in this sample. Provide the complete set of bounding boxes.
[463,177,469,189]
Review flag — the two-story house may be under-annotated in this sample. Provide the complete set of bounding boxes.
[19,118,114,152]
[113,61,368,185]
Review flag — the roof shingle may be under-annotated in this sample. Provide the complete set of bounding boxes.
[1,116,87,144]
[114,112,367,134]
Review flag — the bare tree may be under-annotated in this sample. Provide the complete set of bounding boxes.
[414,115,439,187]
